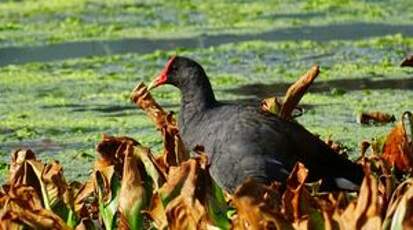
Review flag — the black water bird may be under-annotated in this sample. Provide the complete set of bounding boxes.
[148,56,364,192]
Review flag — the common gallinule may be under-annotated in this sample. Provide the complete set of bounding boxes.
[148,56,364,192]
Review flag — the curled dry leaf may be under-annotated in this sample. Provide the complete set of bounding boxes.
[95,134,166,189]
[282,162,310,221]
[357,112,395,125]
[131,82,189,173]
[5,149,96,228]
[94,134,142,204]
[94,132,144,217]
[231,178,289,230]
[282,162,332,229]
[261,96,283,115]
[8,149,43,194]
[147,194,168,230]
[130,82,168,129]
[261,96,304,118]
[0,185,70,230]
[383,111,413,172]
[383,179,413,229]
[9,149,35,180]
[400,54,413,67]
[118,144,150,230]
[335,165,382,230]
[148,154,230,230]
[95,134,139,173]
[158,158,207,229]
[41,161,68,208]
[370,156,394,214]
[8,149,72,212]
[280,65,319,120]
[69,180,96,219]
[95,134,168,229]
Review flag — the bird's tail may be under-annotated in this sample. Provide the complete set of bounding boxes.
[320,174,362,191]
[316,143,365,191]
[300,133,365,191]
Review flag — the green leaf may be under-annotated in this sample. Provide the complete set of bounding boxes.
[118,145,153,230]
[206,180,231,229]
[133,145,165,190]
[96,169,121,230]
[66,209,77,228]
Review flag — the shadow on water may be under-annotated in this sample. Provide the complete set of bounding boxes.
[41,102,180,113]
[226,77,413,98]
[42,103,138,113]
[1,23,413,66]
[261,12,326,20]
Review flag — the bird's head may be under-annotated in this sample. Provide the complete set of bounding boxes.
[147,56,206,91]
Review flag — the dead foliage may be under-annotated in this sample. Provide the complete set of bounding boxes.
[131,83,189,173]
[261,65,319,120]
[1,81,413,230]
[383,111,413,172]
[400,54,413,67]
[357,112,396,125]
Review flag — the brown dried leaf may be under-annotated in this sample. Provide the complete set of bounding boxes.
[132,144,167,190]
[335,166,382,229]
[357,112,395,125]
[282,162,310,221]
[282,162,336,229]
[41,161,68,207]
[70,180,96,219]
[96,134,166,188]
[383,179,413,229]
[158,113,188,171]
[9,149,36,180]
[149,155,227,229]
[147,193,168,229]
[160,158,207,229]
[131,82,189,172]
[0,185,70,230]
[261,96,304,119]
[95,134,139,173]
[280,65,319,119]
[8,149,43,193]
[383,114,413,172]
[130,82,168,129]
[400,54,413,67]
[261,96,283,115]
[8,149,71,212]
[164,194,207,230]
[94,134,171,229]
[6,149,91,227]
[94,165,116,205]
[231,178,290,230]
[368,157,393,215]
[118,144,149,230]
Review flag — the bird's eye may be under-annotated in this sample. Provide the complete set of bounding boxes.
[171,65,178,73]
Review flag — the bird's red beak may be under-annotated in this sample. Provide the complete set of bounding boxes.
[147,56,176,90]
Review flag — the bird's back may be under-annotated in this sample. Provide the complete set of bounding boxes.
[179,102,363,192]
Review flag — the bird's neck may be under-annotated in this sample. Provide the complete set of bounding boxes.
[179,77,217,124]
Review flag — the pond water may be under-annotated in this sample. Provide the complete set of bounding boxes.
[1,1,412,182]
[1,22,412,66]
